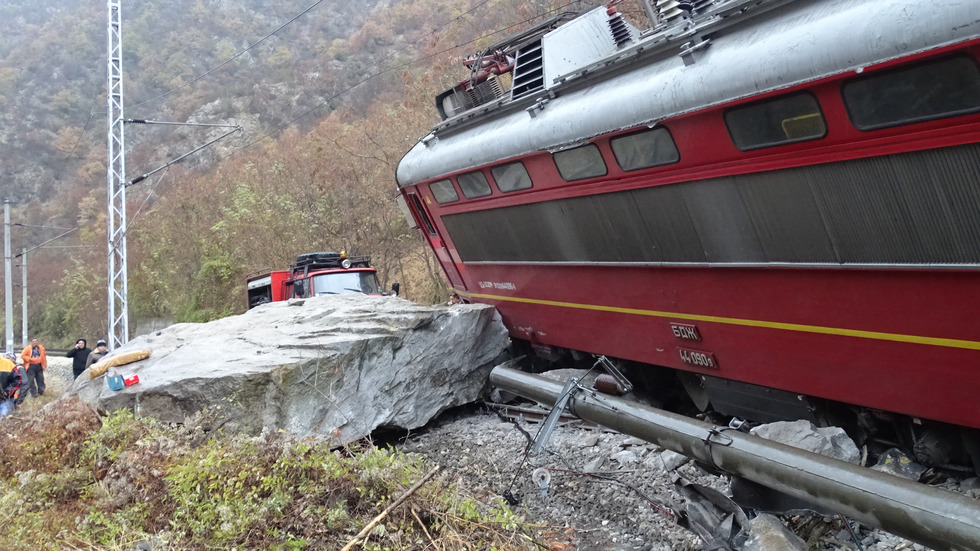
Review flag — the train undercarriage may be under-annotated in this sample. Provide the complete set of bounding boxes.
[510,338,980,478]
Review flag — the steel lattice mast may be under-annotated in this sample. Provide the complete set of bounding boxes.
[106,0,128,348]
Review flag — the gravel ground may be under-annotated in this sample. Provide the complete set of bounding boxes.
[398,393,978,551]
[400,403,703,550]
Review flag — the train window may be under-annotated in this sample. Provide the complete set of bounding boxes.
[408,194,436,235]
[457,171,492,198]
[610,127,679,171]
[553,143,607,181]
[429,179,458,203]
[842,55,980,130]
[490,161,533,192]
[725,93,827,151]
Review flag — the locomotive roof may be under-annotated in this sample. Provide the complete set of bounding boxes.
[397,0,980,187]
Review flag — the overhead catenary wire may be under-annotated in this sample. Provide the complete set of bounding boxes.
[55,29,108,180]
[500,360,599,504]
[12,224,74,230]
[227,0,594,157]
[14,246,96,253]
[57,0,594,181]
[543,465,675,517]
[127,166,171,229]
[55,107,99,179]
[490,366,980,551]
[124,123,242,186]
[32,0,599,240]
[129,0,329,112]
[13,227,79,258]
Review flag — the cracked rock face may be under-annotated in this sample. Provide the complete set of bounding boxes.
[71,295,509,443]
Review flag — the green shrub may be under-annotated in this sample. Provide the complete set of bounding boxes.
[0,400,547,550]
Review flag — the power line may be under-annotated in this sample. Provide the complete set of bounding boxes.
[129,0,327,111]
[55,107,99,180]
[12,223,74,230]
[51,0,327,189]
[229,0,590,156]
[13,227,79,258]
[124,121,242,186]
[54,23,108,182]
[56,0,591,184]
[128,166,171,229]
[371,0,497,68]
[134,0,495,116]
[45,0,594,213]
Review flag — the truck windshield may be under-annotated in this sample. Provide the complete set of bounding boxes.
[312,271,382,296]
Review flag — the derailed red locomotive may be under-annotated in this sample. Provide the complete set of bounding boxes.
[396,0,980,473]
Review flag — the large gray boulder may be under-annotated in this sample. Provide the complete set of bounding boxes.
[70,295,509,443]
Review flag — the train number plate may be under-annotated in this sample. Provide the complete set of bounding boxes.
[678,347,717,369]
[670,322,701,341]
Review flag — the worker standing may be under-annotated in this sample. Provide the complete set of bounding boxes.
[85,339,109,371]
[66,338,91,379]
[20,337,47,398]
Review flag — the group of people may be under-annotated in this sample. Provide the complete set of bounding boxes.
[66,338,110,379]
[1,338,51,408]
[0,337,110,411]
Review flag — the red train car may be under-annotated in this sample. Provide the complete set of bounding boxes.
[396,0,980,471]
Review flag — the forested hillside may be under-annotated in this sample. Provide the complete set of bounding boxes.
[0,0,602,346]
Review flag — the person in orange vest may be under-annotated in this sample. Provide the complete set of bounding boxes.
[0,353,22,411]
[20,338,47,398]
[0,353,15,393]
[0,353,13,374]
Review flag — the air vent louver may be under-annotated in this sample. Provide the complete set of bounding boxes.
[437,75,506,119]
[511,40,545,98]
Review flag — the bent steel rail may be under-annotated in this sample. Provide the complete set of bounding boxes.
[490,365,980,551]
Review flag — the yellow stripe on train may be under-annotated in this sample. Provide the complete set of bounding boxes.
[461,291,980,351]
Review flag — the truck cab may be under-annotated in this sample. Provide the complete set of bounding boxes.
[246,251,390,309]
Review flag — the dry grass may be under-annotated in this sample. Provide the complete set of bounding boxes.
[0,392,564,551]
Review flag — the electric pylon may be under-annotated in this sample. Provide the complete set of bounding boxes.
[106,0,128,348]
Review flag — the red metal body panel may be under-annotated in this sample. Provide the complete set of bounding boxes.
[267,271,289,302]
[460,264,980,429]
[246,270,290,302]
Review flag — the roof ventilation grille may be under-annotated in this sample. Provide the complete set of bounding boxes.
[511,39,545,98]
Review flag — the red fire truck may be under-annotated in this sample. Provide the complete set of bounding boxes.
[246,251,396,309]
